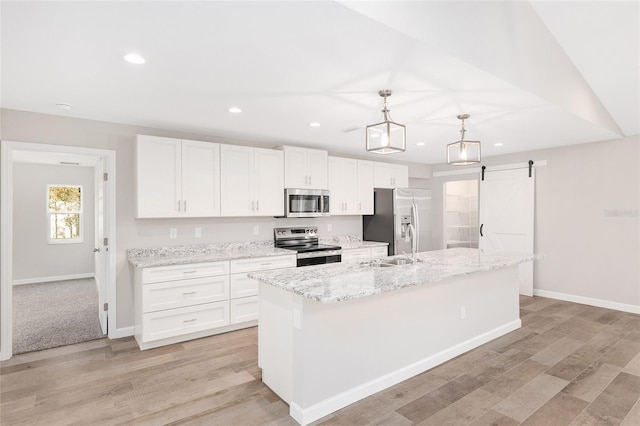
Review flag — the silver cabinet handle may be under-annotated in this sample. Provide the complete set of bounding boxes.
[177,200,181,211]
[359,202,362,211]
[182,291,197,296]
[251,201,255,211]
[183,318,197,323]
[182,270,198,274]
[309,175,311,185]
[183,200,187,212]
[261,262,271,266]
[256,200,259,211]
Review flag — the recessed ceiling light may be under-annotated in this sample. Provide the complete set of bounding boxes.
[494,142,504,147]
[124,53,145,64]
[416,142,426,146]
[228,107,242,113]
[309,122,320,127]
[56,103,72,111]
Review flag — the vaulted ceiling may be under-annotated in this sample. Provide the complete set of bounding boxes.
[2,1,638,164]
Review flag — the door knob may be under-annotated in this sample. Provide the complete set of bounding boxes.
[93,247,101,253]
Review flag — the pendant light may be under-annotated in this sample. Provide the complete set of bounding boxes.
[447,114,481,165]
[366,90,406,154]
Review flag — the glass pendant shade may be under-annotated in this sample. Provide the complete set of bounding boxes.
[447,140,481,165]
[366,90,406,154]
[447,114,481,165]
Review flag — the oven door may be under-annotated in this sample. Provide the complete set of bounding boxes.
[286,189,330,217]
[296,250,342,267]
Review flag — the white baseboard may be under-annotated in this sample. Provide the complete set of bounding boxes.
[109,326,134,339]
[290,319,522,426]
[12,273,95,286]
[533,289,640,315]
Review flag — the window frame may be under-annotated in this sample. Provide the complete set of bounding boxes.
[47,184,84,245]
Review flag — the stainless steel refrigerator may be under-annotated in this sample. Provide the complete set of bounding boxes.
[363,188,432,256]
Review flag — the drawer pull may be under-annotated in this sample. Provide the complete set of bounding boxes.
[183,318,198,323]
[261,263,272,266]
[182,271,198,274]
[182,291,197,296]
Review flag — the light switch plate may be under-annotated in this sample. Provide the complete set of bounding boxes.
[253,225,259,235]
[169,228,177,239]
[195,227,202,238]
[327,223,332,232]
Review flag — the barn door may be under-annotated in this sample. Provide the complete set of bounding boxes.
[479,167,535,295]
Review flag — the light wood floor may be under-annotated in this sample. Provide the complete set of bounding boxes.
[1,296,639,425]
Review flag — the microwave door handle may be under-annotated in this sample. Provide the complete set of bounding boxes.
[320,195,325,213]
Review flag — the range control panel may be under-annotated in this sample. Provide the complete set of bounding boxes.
[274,227,318,239]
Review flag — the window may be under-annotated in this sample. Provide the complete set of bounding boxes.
[48,185,83,243]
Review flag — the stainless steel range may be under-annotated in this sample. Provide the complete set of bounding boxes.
[274,226,342,267]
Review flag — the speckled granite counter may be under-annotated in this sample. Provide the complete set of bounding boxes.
[127,241,293,268]
[319,235,388,250]
[250,247,535,303]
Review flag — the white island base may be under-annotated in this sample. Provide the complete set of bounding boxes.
[258,265,521,425]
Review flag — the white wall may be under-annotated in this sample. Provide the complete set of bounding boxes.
[429,135,640,309]
[0,109,365,331]
[12,163,95,281]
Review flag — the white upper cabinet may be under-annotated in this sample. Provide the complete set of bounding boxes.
[357,160,374,214]
[328,157,357,215]
[136,135,220,218]
[283,146,328,189]
[254,148,285,216]
[329,157,374,215]
[373,162,409,188]
[220,145,284,216]
[181,140,221,217]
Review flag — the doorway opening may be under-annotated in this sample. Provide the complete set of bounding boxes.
[444,179,479,249]
[1,141,116,360]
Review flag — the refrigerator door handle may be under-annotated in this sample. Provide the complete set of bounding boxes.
[411,202,419,253]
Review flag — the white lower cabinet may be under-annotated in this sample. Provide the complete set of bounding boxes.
[371,246,389,258]
[134,254,295,350]
[229,255,296,325]
[341,245,389,262]
[230,296,259,324]
[142,301,229,342]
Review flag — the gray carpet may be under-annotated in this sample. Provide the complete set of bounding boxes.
[13,278,105,354]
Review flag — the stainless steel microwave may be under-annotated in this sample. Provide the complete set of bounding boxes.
[285,188,330,218]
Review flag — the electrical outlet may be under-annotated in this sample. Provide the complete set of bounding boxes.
[327,223,332,232]
[253,225,259,235]
[169,228,177,239]
[460,306,466,320]
[195,227,202,238]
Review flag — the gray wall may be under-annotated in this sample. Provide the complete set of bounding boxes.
[429,135,640,308]
[1,109,367,330]
[12,163,95,281]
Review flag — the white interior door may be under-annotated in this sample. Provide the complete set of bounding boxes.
[95,159,107,334]
[479,167,535,296]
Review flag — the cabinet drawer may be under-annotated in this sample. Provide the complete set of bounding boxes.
[230,296,259,324]
[370,246,389,258]
[230,273,259,298]
[230,255,296,274]
[142,261,229,284]
[142,301,229,342]
[341,248,371,262]
[142,276,230,313]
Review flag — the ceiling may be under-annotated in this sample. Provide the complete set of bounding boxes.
[2,1,638,165]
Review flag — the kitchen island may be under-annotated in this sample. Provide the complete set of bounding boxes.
[249,248,536,425]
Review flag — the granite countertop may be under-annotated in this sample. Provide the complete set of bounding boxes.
[128,236,387,268]
[319,235,388,250]
[249,248,537,304]
[127,241,294,268]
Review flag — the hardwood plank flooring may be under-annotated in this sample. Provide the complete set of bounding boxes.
[1,296,639,425]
